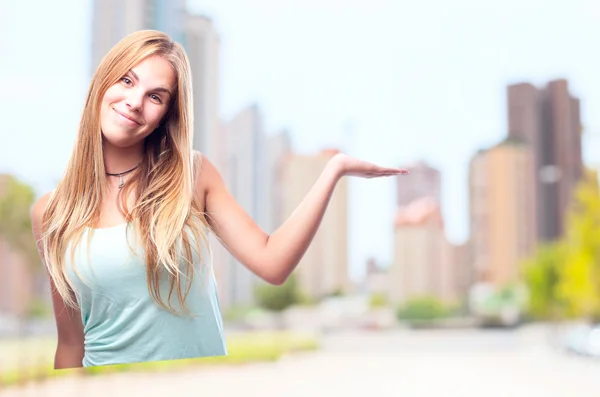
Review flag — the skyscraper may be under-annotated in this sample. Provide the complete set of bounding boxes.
[468,139,536,286]
[264,130,293,234]
[397,161,441,207]
[281,149,349,299]
[184,14,221,163]
[90,0,186,74]
[219,104,268,307]
[507,79,583,242]
[390,197,453,304]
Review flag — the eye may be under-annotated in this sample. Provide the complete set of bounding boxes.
[120,77,132,85]
[149,94,162,104]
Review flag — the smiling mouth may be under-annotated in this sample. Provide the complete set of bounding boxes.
[113,108,141,125]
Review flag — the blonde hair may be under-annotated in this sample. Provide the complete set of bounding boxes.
[40,30,210,315]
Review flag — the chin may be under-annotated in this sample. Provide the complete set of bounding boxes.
[101,130,145,148]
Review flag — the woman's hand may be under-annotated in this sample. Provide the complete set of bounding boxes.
[329,153,410,179]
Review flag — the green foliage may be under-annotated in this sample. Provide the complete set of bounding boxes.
[0,175,41,272]
[26,298,53,319]
[522,169,600,321]
[223,305,256,322]
[328,288,345,297]
[368,292,388,308]
[522,243,564,319]
[396,296,449,321]
[255,274,303,312]
[296,292,319,306]
[557,169,600,320]
[473,283,528,320]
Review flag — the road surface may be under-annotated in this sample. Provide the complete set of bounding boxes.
[3,324,600,397]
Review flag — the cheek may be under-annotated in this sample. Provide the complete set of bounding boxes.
[99,87,121,128]
[100,88,119,121]
[102,86,122,107]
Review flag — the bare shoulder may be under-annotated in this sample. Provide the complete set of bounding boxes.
[192,151,225,197]
[31,190,54,232]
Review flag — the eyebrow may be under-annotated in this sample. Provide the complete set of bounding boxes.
[128,69,173,97]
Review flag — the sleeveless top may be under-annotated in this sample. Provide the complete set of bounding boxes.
[63,222,227,367]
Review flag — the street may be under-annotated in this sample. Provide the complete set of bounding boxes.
[4,324,600,397]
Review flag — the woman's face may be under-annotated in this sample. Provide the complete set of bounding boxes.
[100,54,176,148]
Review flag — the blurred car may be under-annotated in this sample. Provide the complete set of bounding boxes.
[585,326,600,357]
[563,323,593,356]
[468,283,528,328]
[562,323,600,359]
[0,313,20,337]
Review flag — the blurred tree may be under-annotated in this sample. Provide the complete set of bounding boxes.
[396,295,448,322]
[296,291,319,307]
[255,273,303,312]
[223,305,256,322]
[368,292,388,309]
[523,169,600,321]
[328,287,345,297]
[522,242,565,320]
[0,175,43,376]
[26,297,53,319]
[557,169,600,320]
[0,175,41,272]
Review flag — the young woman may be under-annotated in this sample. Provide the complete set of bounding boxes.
[30,30,409,369]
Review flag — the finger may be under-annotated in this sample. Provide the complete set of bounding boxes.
[379,168,409,175]
[370,171,407,178]
[376,165,408,172]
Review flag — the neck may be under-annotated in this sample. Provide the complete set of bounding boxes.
[103,141,144,175]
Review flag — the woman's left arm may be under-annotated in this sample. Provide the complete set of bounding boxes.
[196,152,407,285]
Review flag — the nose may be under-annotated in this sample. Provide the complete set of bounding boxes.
[125,87,144,112]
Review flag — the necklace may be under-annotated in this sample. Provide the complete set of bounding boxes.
[106,162,141,189]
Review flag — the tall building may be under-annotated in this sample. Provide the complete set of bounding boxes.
[182,15,227,308]
[468,139,536,286]
[397,161,441,207]
[264,130,293,234]
[362,257,389,296]
[208,120,232,310]
[389,197,455,304]
[91,0,186,74]
[184,14,222,164]
[448,241,473,300]
[281,149,349,299]
[507,79,583,242]
[181,16,225,306]
[218,104,268,307]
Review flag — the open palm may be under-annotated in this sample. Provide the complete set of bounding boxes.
[331,153,409,178]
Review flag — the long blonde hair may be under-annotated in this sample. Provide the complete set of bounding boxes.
[41,30,210,316]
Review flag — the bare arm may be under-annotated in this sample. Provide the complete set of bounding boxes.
[197,152,406,285]
[31,193,85,369]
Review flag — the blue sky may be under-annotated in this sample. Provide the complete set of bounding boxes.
[1,0,599,280]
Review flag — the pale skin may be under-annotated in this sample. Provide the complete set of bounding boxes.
[31,54,409,369]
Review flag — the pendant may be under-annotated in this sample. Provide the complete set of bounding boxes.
[119,174,124,189]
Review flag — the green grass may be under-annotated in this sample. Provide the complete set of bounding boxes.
[0,331,319,388]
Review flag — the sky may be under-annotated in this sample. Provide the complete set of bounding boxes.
[1,0,600,280]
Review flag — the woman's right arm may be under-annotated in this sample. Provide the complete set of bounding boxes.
[31,192,85,369]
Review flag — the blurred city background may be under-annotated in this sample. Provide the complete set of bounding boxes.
[2,0,600,396]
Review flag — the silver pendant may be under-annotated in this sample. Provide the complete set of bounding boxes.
[119,174,124,189]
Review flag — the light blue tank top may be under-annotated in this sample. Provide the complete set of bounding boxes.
[64,222,227,367]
